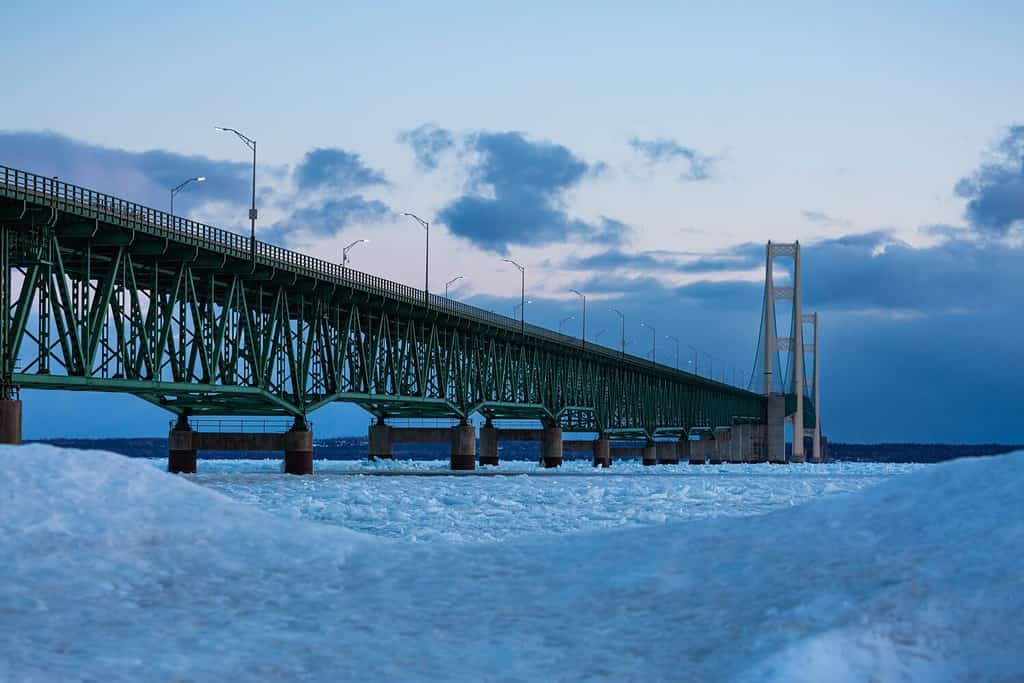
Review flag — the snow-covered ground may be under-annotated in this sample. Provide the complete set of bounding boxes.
[158,458,919,543]
[2,445,1021,681]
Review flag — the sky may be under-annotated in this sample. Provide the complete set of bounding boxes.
[2,1,1023,442]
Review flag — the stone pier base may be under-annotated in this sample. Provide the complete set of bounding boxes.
[0,398,22,445]
[368,423,394,460]
[479,423,498,466]
[592,437,611,468]
[450,424,476,471]
[168,414,196,474]
[541,426,563,468]
[656,441,679,465]
[642,443,657,466]
[283,419,314,475]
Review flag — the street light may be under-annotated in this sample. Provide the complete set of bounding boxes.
[214,126,257,262]
[342,239,369,271]
[569,289,586,349]
[641,322,656,365]
[503,258,526,333]
[513,299,532,317]
[445,275,464,297]
[559,314,576,334]
[402,213,430,305]
[687,345,700,376]
[611,308,625,356]
[665,335,681,370]
[170,176,206,217]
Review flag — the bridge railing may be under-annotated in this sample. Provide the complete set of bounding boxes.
[0,164,752,394]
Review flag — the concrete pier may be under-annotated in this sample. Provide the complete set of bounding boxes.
[540,425,563,468]
[368,421,394,460]
[642,442,657,466]
[592,437,611,468]
[710,427,730,464]
[167,414,196,474]
[691,432,712,464]
[767,394,786,463]
[479,422,498,466]
[656,441,679,465]
[283,418,314,475]
[726,425,745,463]
[0,398,23,445]
[747,424,768,463]
[450,423,476,470]
[678,436,694,464]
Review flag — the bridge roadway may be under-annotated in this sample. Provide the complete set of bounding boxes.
[0,164,815,471]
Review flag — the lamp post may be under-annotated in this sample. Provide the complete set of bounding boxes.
[641,322,656,365]
[559,314,576,334]
[687,345,700,376]
[170,176,206,217]
[215,126,257,262]
[666,335,680,370]
[342,239,369,272]
[503,258,525,333]
[402,213,430,305]
[569,289,586,349]
[611,308,625,357]
[445,275,464,298]
[593,328,606,343]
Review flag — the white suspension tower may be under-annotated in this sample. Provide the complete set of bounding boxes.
[762,241,805,462]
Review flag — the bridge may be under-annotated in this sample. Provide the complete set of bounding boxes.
[0,164,822,472]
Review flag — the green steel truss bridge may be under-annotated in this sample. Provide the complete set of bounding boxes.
[0,164,812,443]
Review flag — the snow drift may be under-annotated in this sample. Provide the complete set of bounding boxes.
[0,444,1021,681]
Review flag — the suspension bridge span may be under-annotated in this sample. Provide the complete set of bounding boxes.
[0,164,821,473]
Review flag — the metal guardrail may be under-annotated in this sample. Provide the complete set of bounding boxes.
[168,418,301,433]
[0,163,754,395]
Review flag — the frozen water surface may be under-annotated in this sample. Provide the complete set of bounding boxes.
[3,445,1021,682]
[163,458,921,543]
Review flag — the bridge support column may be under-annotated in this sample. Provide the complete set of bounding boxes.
[732,423,751,463]
[283,417,314,475]
[691,432,711,464]
[642,442,657,466]
[541,426,563,468]
[766,394,786,463]
[168,414,196,474]
[657,441,679,465]
[747,424,767,463]
[0,398,22,445]
[726,426,744,463]
[678,436,693,464]
[592,437,611,468]
[710,428,729,465]
[450,422,476,471]
[479,421,498,466]
[368,420,393,461]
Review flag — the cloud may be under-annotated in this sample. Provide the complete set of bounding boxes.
[802,210,852,230]
[398,124,455,170]
[0,130,252,209]
[565,243,762,275]
[0,131,392,242]
[955,125,1024,236]
[438,130,629,252]
[629,137,715,181]
[294,148,387,191]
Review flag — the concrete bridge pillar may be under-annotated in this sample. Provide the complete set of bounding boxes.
[168,413,196,474]
[0,398,23,445]
[450,422,476,471]
[368,420,393,460]
[479,421,498,466]
[642,442,657,466]
[678,436,694,464]
[689,433,710,464]
[657,441,679,465]
[766,394,786,464]
[710,428,730,464]
[283,417,314,475]
[732,423,751,463]
[747,424,767,463]
[726,426,744,464]
[540,425,563,468]
[592,437,611,468]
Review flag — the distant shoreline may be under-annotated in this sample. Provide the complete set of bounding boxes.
[22,437,1023,464]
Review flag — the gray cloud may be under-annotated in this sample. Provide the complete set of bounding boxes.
[955,125,1024,236]
[438,130,630,252]
[294,148,387,191]
[803,210,852,230]
[629,137,715,181]
[398,124,456,170]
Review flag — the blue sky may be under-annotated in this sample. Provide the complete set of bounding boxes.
[2,1,1023,442]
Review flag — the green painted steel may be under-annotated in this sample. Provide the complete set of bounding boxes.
[0,164,774,437]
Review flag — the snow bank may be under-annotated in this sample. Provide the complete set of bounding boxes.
[1,444,1021,681]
